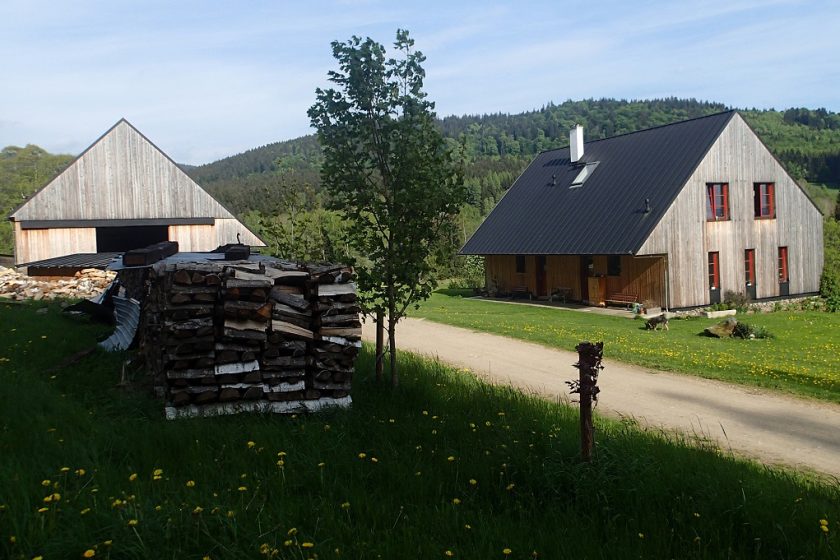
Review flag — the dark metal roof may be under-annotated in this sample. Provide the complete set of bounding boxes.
[461,111,736,255]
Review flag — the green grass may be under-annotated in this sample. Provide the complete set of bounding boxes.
[412,290,840,403]
[1,301,839,559]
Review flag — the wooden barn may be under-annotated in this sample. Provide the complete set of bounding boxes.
[8,119,264,265]
[461,111,824,309]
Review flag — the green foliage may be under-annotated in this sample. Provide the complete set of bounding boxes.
[821,217,840,311]
[732,321,774,339]
[413,291,840,402]
[0,145,73,254]
[723,290,751,313]
[447,255,485,290]
[1,302,839,558]
[308,29,468,382]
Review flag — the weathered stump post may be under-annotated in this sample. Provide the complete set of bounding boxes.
[568,341,604,462]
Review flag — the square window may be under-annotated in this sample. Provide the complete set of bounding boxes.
[607,255,621,276]
[515,255,526,274]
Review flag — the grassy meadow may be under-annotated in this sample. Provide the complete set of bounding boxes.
[1,300,839,559]
[412,290,840,403]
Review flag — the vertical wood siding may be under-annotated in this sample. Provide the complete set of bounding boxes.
[14,223,97,264]
[170,220,262,252]
[485,254,664,305]
[638,114,823,308]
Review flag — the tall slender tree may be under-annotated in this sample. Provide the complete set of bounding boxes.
[308,29,466,386]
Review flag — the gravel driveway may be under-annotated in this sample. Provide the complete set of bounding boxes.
[362,317,840,479]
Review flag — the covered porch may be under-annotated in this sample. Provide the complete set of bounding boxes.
[484,254,668,309]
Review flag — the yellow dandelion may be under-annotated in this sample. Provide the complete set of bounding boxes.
[370,457,379,464]
[283,540,293,547]
[452,498,461,505]
[237,486,247,492]
[43,495,53,503]
[638,533,644,539]
[127,519,138,526]
[277,451,287,457]
[277,460,285,467]
[41,479,51,487]
[37,507,49,513]
[75,469,86,476]
[341,502,350,510]
[128,473,137,482]
[503,548,512,556]
[260,543,271,554]
[203,556,211,560]
[357,452,367,459]
[445,551,454,557]
[464,524,472,530]
[155,505,162,511]
[9,536,16,543]
[822,525,830,534]
[186,480,196,488]
[227,510,235,518]
[318,462,326,468]
[820,519,829,526]
[287,527,298,536]
[33,556,44,560]
[80,507,91,515]
[193,506,203,514]
[302,542,314,549]
[469,479,477,486]
[447,456,456,462]
[59,467,70,473]
[247,441,256,449]
[103,540,112,546]
[506,483,515,491]
[83,550,96,558]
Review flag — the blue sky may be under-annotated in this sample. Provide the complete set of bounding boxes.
[2,0,838,164]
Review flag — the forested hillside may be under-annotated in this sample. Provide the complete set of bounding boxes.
[0,145,74,256]
[3,98,839,260]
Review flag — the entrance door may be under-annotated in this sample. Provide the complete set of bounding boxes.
[708,252,721,305]
[744,249,757,300]
[579,255,592,302]
[535,256,547,297]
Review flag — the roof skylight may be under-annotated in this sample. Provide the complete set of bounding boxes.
[570,161,599,188]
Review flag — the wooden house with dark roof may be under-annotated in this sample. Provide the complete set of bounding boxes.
[461,111,824,309]
[8,119,264,265]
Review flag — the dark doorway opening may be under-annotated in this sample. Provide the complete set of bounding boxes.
[96,225,169,252]
[535,255,547,297]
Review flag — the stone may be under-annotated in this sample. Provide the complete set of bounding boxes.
[704,317,738,338]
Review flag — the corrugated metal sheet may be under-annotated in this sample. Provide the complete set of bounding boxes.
[461,111,735,256]
[99,295,140,351]
[23,252,122,271]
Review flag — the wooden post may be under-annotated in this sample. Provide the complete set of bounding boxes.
[569,341,604,462]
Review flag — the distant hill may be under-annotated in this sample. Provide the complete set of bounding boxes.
[3,98,839,256]
[186,98,840,216]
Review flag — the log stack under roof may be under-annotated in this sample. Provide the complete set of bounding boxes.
[140,257,357,419]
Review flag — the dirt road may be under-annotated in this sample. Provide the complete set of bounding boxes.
[362,318,840,478]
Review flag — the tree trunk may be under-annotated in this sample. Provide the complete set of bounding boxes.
[375,309,384,383]
[388,297,398,388]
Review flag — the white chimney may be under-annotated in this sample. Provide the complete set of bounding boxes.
[570,124,584,163]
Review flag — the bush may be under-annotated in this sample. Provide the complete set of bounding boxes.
[723,290,751,312]
[821,217,840,312]
[448,255,485,290]
[733,321,774,339]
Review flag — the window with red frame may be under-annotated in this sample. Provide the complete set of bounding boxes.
[778,247,788,283]
[754,183,775,218]
[708,252,720,289]
[744,249,755,285]
[706,183,730,221]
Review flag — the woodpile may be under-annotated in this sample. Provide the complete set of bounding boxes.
[0,266,115,301]
[141,257,358,419]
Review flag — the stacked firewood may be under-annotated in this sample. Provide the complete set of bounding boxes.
[140,257,358,419]
[310,265,360,398]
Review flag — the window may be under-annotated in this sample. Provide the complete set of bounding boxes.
[515,255,526,274]
[706,183,730,221]
[708,252,720,290]
[754,183,775,218]
[745,249,755,285]
[778,247,788,283]
[570,161,600,187]
[607,255,621,276]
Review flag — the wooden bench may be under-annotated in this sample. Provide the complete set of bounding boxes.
[605,292,639,307]
[550,287,573,303]
[510,286,532,300]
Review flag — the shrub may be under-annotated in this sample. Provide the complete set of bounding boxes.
[723,290,751,313]
[821,217,840,312]
[448,255,485,290]
[733,321,774,339]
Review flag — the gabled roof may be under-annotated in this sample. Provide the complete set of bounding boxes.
[10,119,238,223]
[461,110,736,255]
